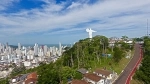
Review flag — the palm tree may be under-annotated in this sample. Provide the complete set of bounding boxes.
[121,36,128,41]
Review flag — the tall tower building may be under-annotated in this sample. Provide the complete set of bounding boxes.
[2,44,5,53]
[23,46,27,56]
[39,48,43,56]
[6,42,9,52]
[34,43,38,56]
[44,45,47,55]
[18,43,21,50]
[8,46,12,54]
[18,43,22,56]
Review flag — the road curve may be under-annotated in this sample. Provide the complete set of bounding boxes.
[114,44,142,84]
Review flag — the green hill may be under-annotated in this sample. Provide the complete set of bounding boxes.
[62,35,109,69]
[37,35,133,84]
[1,35,134,84]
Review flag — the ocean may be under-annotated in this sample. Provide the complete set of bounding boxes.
[11,44,71,48]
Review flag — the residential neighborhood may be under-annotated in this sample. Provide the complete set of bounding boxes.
[71,68,118,84]
[0,42,66,79]
[10,72,38,84]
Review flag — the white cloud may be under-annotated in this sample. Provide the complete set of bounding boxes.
[0,0,150,38]
[67,2,82,9]
[0,0,19,10]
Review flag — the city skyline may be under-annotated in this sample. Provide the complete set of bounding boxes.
[0,0,150,44]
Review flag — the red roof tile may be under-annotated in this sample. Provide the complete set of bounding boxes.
[27,72,37,80]
[94,69,111,76]
[71,79,88,84]
[25,78,37,84]
[84,73,102,82]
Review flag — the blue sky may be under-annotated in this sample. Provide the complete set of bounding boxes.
[0,0,150,45]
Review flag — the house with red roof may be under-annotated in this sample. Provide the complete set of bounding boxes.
[83,73,105,84]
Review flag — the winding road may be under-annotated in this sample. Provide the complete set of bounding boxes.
[114,44,143,84]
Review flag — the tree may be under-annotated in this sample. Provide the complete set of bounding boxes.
[144,38,150,54]
[10,64,26,77]
[60,66,74,83]
[120,42,131,51]
[134,55,150,83]
[113,47,125,63]
[134,36,150,83]
[133,38,143,41]
[121,36,128,41]
[37,63,60,84]
[0,78,9,84]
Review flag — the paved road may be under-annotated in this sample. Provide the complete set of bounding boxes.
[114,44,142,84]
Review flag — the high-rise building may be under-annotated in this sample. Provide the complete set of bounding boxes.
[34,43,38,56]
[18,43,21,50]
[18,43,22,56]
[6,42,9,52]
[39,48,43,56]
[2,44,5,53]
[24,46,27,56]
[44,45,47,55]
[8,46,12,54]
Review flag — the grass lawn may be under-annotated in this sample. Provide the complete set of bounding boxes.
[89,50,134,75]
[112,50,134,74]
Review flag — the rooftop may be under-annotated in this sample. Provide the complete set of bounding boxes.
[94,69,112,76]
[27,72,37,80]
[84,73,103,82]
[77,68,88,74]
[25,78,37,84]
[71,79,88,84]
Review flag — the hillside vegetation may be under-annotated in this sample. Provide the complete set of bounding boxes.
[0,35,133,84]
[133,36,150,84]
[37,35,133,84]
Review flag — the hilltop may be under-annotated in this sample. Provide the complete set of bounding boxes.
[36,35,133,84]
